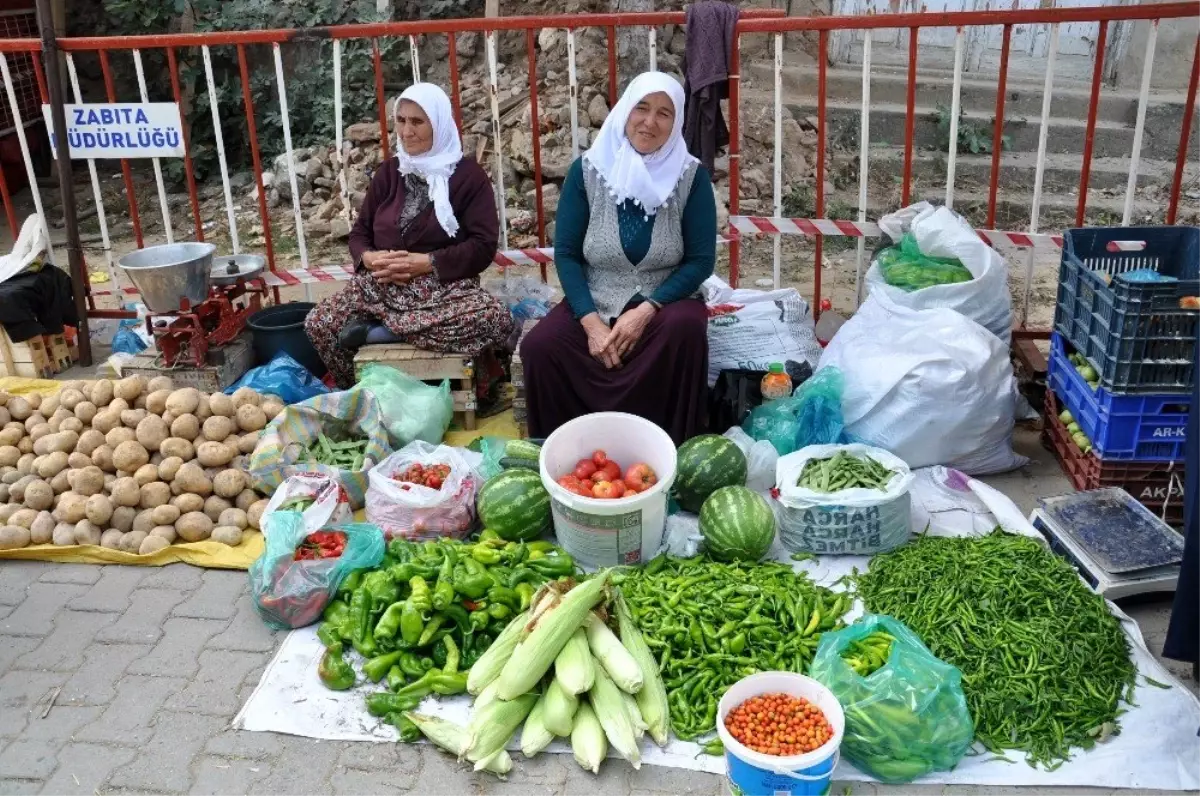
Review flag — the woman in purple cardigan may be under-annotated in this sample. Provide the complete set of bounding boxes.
[305,83,514,389]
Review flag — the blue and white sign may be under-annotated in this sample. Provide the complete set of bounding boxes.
[41,103,185,159]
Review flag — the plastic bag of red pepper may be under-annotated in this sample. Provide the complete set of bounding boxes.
[250,511,386,629]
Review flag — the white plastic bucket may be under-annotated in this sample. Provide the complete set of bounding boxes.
[539,412,677,568]
[716,672,844,796]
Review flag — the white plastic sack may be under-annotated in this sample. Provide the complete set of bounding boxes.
[870,202,1013,345]
[722,426,779,493]
[0,215,47,285]
[702,275,823,386]
[775,443,915,555]
[365,440,478,541]
[908,466,1039,538]
[261,474,353,535]
[818,289,1027,475]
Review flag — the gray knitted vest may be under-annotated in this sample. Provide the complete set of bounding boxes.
[581,161,699,320]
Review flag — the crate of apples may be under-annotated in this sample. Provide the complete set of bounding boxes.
[556,449,657,499]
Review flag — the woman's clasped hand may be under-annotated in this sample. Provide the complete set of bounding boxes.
[361,250,434,285]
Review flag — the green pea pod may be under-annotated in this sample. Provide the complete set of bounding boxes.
[400,603,425,646]
[363,650,405,683]
[318,645,356,691]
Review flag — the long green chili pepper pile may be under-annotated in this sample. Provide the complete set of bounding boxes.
[857,531,1137,768]
[613,555,850,741]
[315,532,578,730]
[799,450,895,492]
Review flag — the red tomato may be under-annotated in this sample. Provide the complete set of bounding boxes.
[592,450,609,467]
[574,459,598,479]
[624,462,657,492]
[593,479,627,499]
[581,478,595,491]
[558,475,583,491]
[599,460,622,482]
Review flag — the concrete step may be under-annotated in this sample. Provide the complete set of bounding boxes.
[781,99,1191,160]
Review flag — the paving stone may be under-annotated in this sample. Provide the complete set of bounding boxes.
[0,671,68,739]
[0,778,42,795]
[0,739,59,780]
[205,594,277,653]
[406,746,492,796]
[173,568,244,621]
[331,764,422,795]
[38,742,137,795]
[68,567,150,614]
[36,564,103,586]
[0,637,39,678]
[74,675,189,746]
[562,756,632,795]
[0,606,10,621]
[165,649,269,716]
[627,762,723,795]
[58,642,152,708]
[0,562,42,606]
[190,755,270,795]
[246,738,342,795]
[476,753,571,795]
[95,588,189,645]
[105,710,226,794]
[0,583,89,637]
[204,729,285,761]
[137,563,205,592]
[336,741,405,771]
[12,610,117,672]
[126,617,227,678]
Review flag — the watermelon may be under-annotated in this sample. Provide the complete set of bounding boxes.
[674,434,748,513]
[477,469,551,541]
[698,486,776,562]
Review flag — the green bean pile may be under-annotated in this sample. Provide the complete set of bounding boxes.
[799,450,895,492]
[857,531,1137,768]
[613,555,850,741]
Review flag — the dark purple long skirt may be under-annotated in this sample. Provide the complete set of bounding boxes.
[520,299,709,446]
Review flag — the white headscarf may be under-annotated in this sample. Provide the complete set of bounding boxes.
[395,83,463,237]
[582,71,696,216]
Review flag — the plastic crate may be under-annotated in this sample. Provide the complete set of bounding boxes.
[1053,226,1198,394]
[1044,389,1186,528]
[1047,333,1189,461]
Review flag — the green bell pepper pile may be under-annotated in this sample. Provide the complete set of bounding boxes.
[313,534,577,733]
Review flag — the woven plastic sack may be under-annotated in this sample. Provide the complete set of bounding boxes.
[357,363,453,448]
[247,388,390,509]
[249,511,385,630]
[810,614,974,783]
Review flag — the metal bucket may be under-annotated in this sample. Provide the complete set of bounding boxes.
[117,242,216,312]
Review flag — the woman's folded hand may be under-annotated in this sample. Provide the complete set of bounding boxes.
[370,252,434,285]
[603,303,656,362]
[581,313,621,370]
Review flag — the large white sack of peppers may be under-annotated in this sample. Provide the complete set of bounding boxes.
[775,443,914,555]
[819,290,1027,475]
[0,378,273,553]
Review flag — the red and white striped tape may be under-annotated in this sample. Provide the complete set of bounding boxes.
[1106,240,1147,252]
[728,216,1065,250]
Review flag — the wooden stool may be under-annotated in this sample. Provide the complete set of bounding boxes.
[354,344,478,431]
[0,330,54,378]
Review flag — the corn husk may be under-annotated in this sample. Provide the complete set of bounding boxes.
[622,689,647,742]
[467,609,529,696]
[473,678,502,714]
[555,628,596,695]
[472,748,513,776]
[496,573,609,700]
[520,693,555,758]
[588,663,642,768]
[614,590,670,746]
[584,612,644,695]
[543,675,581,737]
[403,712,468,757]
[571,701,607,775]
[466,691,537,762]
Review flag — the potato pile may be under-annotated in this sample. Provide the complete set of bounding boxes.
[0,377,283,556]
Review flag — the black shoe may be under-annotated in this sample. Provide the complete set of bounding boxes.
[338,318,373,350]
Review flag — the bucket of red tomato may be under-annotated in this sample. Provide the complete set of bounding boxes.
[366,441,479,541]
[249,511,385,630]
[538,412,676,568]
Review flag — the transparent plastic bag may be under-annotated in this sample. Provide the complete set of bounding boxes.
[810,614,974,784]
[877,233,973,292]
[249,511,385,630]
[365,441,479,541]
[226,352,330,403]
[356,363,453,448]
[742,367,847,455]
[722,426,779,492]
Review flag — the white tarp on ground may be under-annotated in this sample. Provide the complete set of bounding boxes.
[234,526,1200,791]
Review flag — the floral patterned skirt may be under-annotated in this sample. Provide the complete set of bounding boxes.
[304,272,515,389]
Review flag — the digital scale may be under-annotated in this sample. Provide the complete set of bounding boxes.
[1029,487,1184,599]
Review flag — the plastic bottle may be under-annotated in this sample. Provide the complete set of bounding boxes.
[760,363,793,400]
[814,299,847,347]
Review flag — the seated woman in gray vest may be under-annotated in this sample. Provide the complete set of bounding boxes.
[520,71,716,446]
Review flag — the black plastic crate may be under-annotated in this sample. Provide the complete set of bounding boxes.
[1053,226,1198,394]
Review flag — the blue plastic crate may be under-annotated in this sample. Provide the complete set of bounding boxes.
[1053,226,1198,394]
[1048,334,1190,461]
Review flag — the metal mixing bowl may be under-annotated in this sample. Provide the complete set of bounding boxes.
[117,242,216,312]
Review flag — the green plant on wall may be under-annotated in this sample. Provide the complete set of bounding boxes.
[932,103,1010,155]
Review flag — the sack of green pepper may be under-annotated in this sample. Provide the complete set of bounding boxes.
[809,613,974,784]
[249,511,386,630]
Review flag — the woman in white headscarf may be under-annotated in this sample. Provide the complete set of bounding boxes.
[306,83,514,393]
[520,71,717,448]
